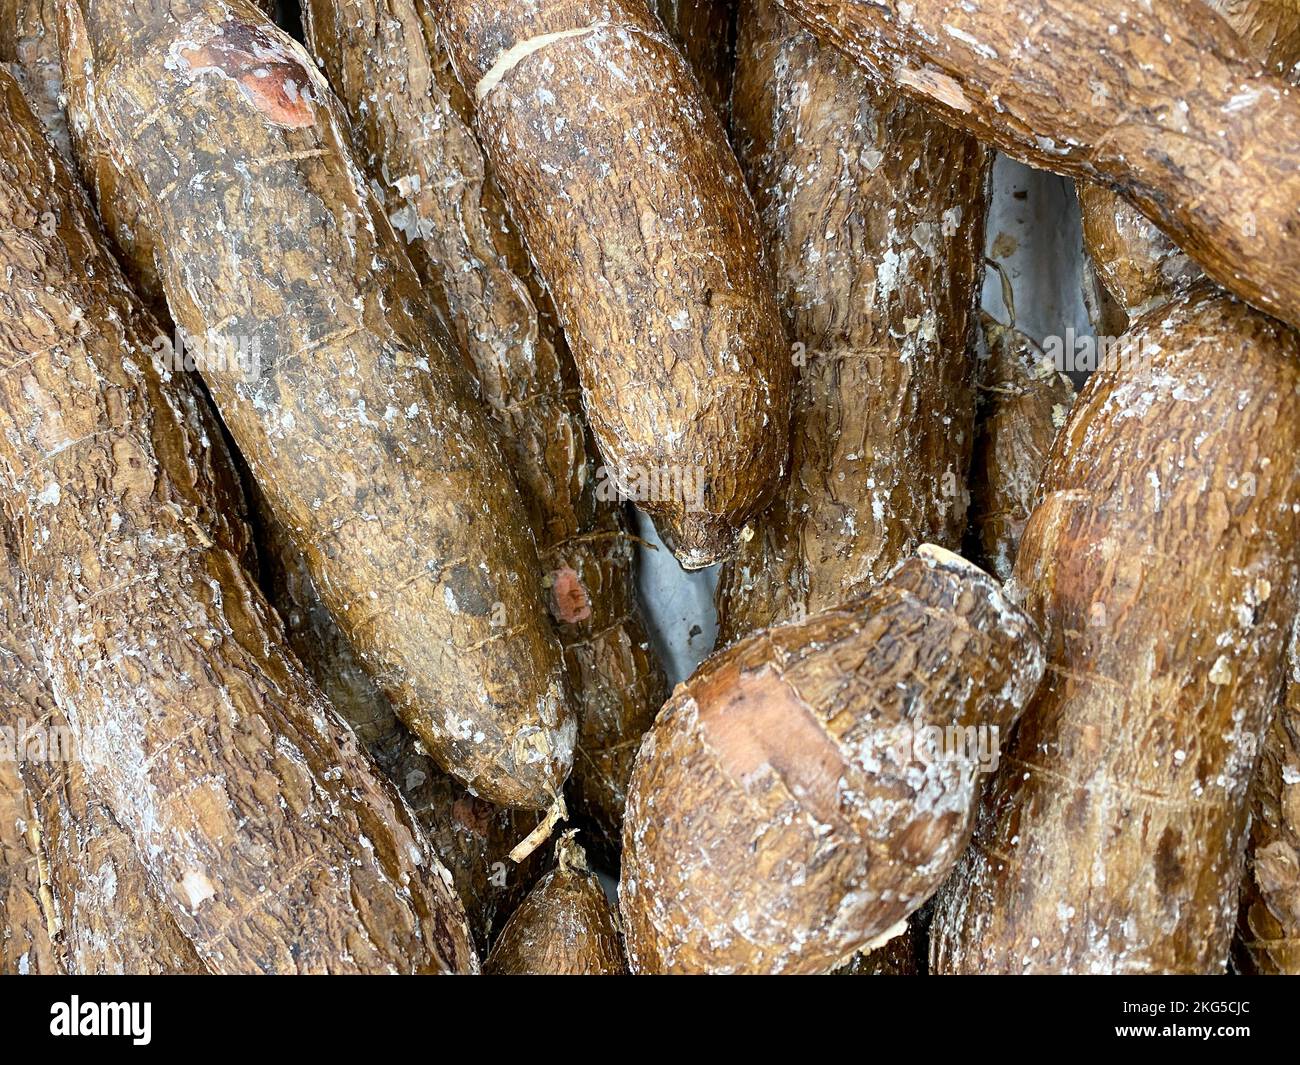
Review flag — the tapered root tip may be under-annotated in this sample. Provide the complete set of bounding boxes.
[659,511,741,570]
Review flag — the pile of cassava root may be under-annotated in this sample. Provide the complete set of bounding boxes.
[1,0,1297,976]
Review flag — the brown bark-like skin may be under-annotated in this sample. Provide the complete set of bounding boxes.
[1236,627,1300,973]
[1231,0,1300,952]
[254,497,547,953]
[1076,182,1202,322]
[1215,0,1300,981]
[4,516,206,976]
[654,0,738,118]
[0,765,55,974]
[968,314,1075,582]
[1,521,60,976]
[56,5,168,321]
[1077,1,1300,321]
[485,831,626,974]
[620,547,1045,974]
[300,0,666,862]
[715,0,989,645]
[59,0,576,809]
[0,9,210,973]
[931,288,1300,974]
[0,12,242,966]
[437,0,793,569]
[1,2,258,577]
[0,0,69,158]
[0,0,270,319]
[0,69,476,974]
[1074,1,1300,978]
[22,756,208,974]
[775,0,1300,334]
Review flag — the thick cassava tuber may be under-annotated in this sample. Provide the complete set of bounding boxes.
[1078,0,1300,325]
[931,288,1300,975]
[620,547,1045,974]
[436,0,793,568]
[300,0,667,863]
[1230,0,1300,966]
[0,68,476,974]
[774,0,1300,334]
[58,0,576,810]
[1076,183,1201,327]
[4,484,206,977]
[715,0,989,645]
[484,831,626,974]
[0,11,245,968]
[253,500,548,953]
[0,0,69,159]
[1236,628,1300,973]
[968,314,1075,581]
[14,0,258,569]
[3,1,259,573]
[1070,0,1300,977]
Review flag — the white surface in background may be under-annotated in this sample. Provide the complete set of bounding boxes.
[632,509,719,689]
[633,153,1093,693]
[983,155,1093,347]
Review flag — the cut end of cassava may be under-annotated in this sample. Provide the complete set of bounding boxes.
[916,543,988,576]
[655,509,742,570]
[547,566,593,623]
[913,545,1026,619]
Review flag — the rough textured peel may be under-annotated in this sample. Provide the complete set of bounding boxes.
[0,518,60,976]
[931,288,1300,974]
[484,830,626,974]
[620,548,1045,974]
[968,313,1075,582]
[716,0,989,645]
[4,451,207,978]
[58,0,575,809]
[0,762,57,975]
[299,0,666,862]
[1236,627,1300,973]
[654,0,738,118]
[1076,181,1201,325]
[2,0,273,319]
[1077,0,1300,323]
[1065,0,1300,976]
[1211,0,1300,982]
[0,67,476,974]
[437,0,794,568]
[0,0,69,159]
[775,0,1300,334]
[252,497,548,954]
